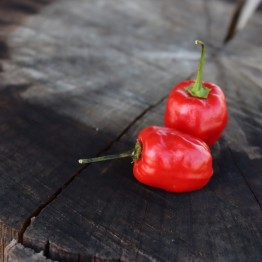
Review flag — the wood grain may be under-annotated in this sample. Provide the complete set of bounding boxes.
[1,0,262,261]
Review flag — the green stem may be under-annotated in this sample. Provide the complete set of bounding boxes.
[78,141,142,164]
[186,40,210,98]
[78,151,133,164]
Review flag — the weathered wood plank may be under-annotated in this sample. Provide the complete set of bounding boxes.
[0,0,203,259]
[23,98,262,261]
[20,0,262,261]
[0,82,117,260]
[0,0,261,261]
[0,2,57,260]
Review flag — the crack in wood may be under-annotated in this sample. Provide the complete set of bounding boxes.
[17,165,85,245]
[90,95,168,158]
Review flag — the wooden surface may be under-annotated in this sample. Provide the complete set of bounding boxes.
[5,240,53,262]
[1,0,262,261]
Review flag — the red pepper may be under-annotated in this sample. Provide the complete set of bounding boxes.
[79,126,213,193]
[164,40,228,146]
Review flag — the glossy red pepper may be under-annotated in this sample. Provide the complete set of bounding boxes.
[133,126,213,192]
[79,126,213,193]
[164,40,228,146]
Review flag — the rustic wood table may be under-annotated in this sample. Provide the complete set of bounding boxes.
[1,0,262,261]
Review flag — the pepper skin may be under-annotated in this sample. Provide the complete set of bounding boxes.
[164,80,228,146]
[133,126,213,193]
[164,40,228,146]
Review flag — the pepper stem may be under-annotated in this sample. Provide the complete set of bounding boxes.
[78,141,142,164]
[186,40,210,98]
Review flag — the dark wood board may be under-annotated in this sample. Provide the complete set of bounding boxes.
[0,0,262,261]
[0,0,201,259]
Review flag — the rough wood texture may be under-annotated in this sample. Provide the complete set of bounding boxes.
[5,240,53,262]
[1,0,262,261]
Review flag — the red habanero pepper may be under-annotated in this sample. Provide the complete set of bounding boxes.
[78,126,213,193]
[164,40,228,146]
